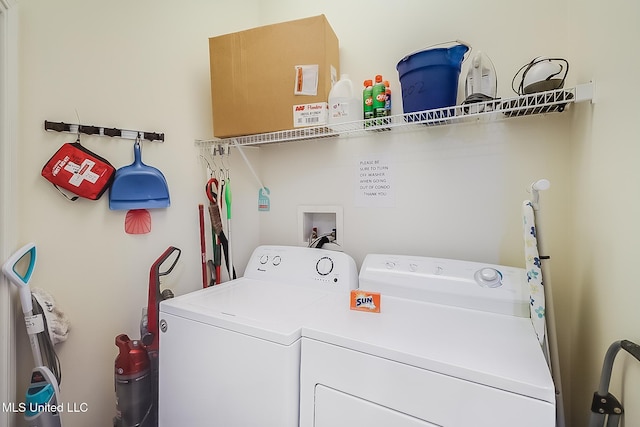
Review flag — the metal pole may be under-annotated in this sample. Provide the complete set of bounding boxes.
[588,340,640,427]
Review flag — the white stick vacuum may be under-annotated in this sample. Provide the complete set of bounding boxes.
[2,243,63,427]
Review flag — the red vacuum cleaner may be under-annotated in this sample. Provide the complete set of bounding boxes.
[113,246,181,427]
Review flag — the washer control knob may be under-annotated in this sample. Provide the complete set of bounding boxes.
[474,268,502,288]
[259,255,269,264]
[385,261,396,269]
[409,263,418,272]
[480,268,498,281]
[316,257,334,276]
[272,255,282,266]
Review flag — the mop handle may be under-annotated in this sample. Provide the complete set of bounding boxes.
[24,310,44,367]
[2,243,36,314]
[1,243,43,366]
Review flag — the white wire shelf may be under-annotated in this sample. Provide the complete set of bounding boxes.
[196,82,594,148]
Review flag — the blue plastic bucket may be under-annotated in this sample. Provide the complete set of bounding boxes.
[396,43,470,116]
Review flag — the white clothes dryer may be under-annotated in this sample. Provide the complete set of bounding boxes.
[158,245,358,427]
[300,254,556,427]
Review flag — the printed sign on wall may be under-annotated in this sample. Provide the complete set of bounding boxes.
[355,155,394,207]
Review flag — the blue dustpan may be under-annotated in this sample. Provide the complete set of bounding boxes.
[109,141,170,210]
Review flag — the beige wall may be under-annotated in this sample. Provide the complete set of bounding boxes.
[15,1,262,425]
[567,1,640,426]
[9,0,638,426]
[1,1,20,425]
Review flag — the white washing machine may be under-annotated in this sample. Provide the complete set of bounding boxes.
[158,245,358,427]
[300,254,556,427]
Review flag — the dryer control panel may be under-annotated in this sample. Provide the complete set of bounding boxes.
[245,245,359,292]
[359,254,529,317]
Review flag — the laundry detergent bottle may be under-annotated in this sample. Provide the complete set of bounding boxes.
[328,74,363,130]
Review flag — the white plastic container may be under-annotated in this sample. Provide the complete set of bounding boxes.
[328,74,363,130]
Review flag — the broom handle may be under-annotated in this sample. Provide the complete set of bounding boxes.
[198,204,207,288]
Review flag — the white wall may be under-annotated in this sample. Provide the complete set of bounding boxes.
[11,1,639,427]
[258,119,572,266]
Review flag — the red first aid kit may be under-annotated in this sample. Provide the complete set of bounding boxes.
[41,142,116,201]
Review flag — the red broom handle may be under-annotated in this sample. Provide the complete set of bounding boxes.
[198,204,207,288]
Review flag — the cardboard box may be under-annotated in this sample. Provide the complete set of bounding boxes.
[209,15,339,138]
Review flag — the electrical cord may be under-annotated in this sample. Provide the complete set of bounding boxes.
[32,294,62,386]
[314,236,331,248]
[462,93,499,104]
[511,57,569,96]
[461,93,501,114]
[308,232,341,249]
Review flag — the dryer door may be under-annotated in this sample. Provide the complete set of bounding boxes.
[314,385,437,427]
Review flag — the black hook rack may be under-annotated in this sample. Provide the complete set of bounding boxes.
[44,120,165,142]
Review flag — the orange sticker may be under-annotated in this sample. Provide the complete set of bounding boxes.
[350,290,381,313]
[296,67,303,93]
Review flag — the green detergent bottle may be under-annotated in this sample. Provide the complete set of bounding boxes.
[372,75,386,126]
[363,79,373,127]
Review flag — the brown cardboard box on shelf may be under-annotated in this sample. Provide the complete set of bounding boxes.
[209,15,339,138]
